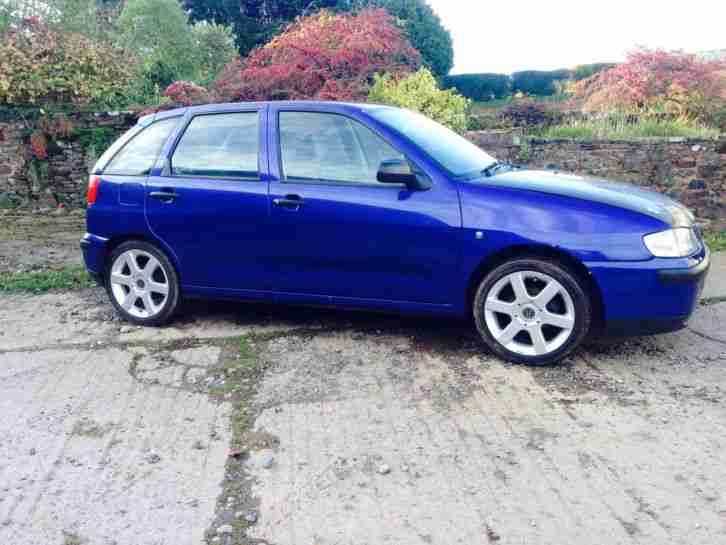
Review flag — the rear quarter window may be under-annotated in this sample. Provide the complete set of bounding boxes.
[101,117,179,176]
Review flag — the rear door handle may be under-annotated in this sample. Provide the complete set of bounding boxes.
[273,195,304,210]
[150,190,177,203]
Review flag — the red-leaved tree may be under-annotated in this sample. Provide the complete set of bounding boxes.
[212,8,421,102]
[573,48,726,121]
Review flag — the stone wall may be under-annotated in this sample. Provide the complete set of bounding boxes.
[0,109,137,208]
[1,110,725,229]
[468,130,726,229]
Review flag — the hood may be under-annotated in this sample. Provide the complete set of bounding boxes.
[476,169,694,227]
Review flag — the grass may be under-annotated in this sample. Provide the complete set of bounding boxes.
[0,265,95,292]
[535,116,721,140]
[204,334,273,543]
[703,229,726,252]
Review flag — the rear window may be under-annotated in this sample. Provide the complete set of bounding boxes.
[102,117,179,176]
[171,112,259,179]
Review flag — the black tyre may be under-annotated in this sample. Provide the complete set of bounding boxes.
[473,257,591,365]
[105,240,180,326]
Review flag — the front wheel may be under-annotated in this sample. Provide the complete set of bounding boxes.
[105,240,180,326]
[473,258,591,365]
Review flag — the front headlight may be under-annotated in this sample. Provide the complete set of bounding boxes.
[643,228,700,257]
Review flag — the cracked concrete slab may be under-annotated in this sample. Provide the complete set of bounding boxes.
[245,310,726,545]
[0,289,316,353]
[701,251,726,301]
[0,345,232,545]
[2,287,726,545]
[687,302,726,343]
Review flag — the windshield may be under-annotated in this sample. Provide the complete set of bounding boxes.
[368,108,496,178]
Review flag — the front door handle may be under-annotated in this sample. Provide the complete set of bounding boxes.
[150,190,177,203]
[273,195,304,210]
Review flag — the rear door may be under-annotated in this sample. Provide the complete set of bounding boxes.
[145,106,272,290]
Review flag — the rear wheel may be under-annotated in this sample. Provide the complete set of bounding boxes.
[473,258,591,365]
[105,240,180,326]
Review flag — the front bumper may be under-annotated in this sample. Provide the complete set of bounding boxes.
[589,244,710,336]
[656,245,711,286]
[80,233,109,283]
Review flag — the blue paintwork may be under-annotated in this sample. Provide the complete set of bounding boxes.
[83,101,709,331]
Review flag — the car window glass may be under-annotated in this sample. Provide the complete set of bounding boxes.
[279,112,404,184]
[172,112,259,178]
[104,117,179,176]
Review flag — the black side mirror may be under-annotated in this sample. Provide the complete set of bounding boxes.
[377,159,431,191]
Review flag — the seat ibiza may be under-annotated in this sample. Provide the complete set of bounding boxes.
[81,101,710,365]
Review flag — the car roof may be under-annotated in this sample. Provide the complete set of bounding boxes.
[146,100,396,124]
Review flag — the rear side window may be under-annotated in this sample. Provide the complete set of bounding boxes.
[103,117,179,176]
[171,112,259,179]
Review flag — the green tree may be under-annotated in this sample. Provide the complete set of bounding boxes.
[184,0,452,78]
[368,68,468,132]
[183,0,341,57]
[191,21,237,84]
[371,0,453,79]
[118,0,198,87]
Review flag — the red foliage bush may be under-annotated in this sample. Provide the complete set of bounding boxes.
[29,131,48,160]
[212,8,421,102]
[164,81,210,106]
[573,48,726,120]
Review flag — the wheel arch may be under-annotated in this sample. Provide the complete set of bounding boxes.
[465,244,605,330]
[103,234,182,285]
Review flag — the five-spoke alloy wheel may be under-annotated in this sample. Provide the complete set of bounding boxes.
[106,241,180,326]
[474,258,591,365]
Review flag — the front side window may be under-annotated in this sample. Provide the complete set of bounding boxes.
[171,112,259,179]
[279,112,404,184]
[369,107,496,179]
[104,117,179,176]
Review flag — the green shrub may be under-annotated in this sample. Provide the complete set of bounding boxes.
[443,73,511,101]
[369,68,469,132]
[0,18,133,107]
[537,115,721,140]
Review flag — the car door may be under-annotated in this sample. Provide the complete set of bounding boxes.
[267,106,461,305]
[145,106,272,290]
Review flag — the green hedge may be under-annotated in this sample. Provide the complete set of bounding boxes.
[511,69,571,96]
[442,73,511,101]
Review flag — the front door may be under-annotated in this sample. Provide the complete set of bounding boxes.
[146,107,272,290]
[267,107,461,305]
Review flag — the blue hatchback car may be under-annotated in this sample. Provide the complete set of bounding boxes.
[81,101,710,365]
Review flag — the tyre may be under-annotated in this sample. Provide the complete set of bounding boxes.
[105,240,180,326]
[473,257,591,366]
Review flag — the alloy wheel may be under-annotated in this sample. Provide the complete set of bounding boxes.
[110,249,170,319]
[483,270,576,357]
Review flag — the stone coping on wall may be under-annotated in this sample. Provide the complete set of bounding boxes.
[467,129,726,147]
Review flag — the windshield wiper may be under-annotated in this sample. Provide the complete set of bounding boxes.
[481,161,503,177]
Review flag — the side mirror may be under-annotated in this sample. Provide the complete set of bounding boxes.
[377,159,431,191]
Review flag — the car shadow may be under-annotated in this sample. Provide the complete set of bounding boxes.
[176,297,484,354]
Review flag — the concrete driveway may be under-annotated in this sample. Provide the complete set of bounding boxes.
[1,288,725,545]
